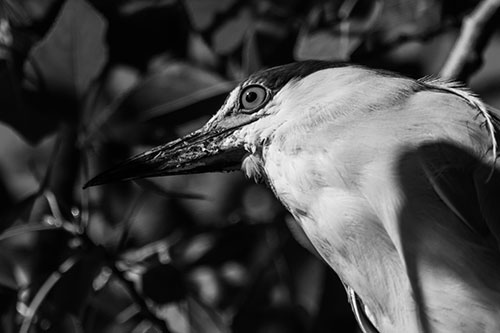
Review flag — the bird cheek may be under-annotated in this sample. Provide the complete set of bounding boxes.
[241,154,264,181]
[244,143,258,155]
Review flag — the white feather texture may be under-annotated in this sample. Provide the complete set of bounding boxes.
[419,77,498,178]
[234,66,500,332]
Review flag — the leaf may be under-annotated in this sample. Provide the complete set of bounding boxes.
[3,0,65,32]
[0,56,59,143]
[26,0,107,103]
[295,29,363,61]
[2,0,67,59]
[294,1,376,61]
[295,0,443,61]
[101,61,235,145]
[374,0,442,43]
[125,62,234,121]
[184,0,236,30]
[188,296,228,333]
[212,7,253,55]
[0,0,107,143]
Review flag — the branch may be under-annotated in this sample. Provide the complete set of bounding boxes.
[110,263,172,333]
[440,0,500,81]
[78,232,172,333]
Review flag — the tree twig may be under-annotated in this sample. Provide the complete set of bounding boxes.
[76,231,172,333]
[110,263,172,333]
[440,0,500,81]
[19,256,81,333]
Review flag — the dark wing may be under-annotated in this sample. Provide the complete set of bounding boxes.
[419,104,500,245]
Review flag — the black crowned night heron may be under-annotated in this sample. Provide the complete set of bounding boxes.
[86,61,500,333]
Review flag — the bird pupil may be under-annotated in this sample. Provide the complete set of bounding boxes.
[246,91,257,103]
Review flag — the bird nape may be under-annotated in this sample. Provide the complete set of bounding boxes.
[85,61,500,333]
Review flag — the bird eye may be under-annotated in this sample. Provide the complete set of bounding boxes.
[240,85,269,112]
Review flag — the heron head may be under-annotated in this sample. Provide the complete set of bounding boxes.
[84,61,356,187]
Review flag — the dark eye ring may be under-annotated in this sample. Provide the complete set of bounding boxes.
[239,85,269,112]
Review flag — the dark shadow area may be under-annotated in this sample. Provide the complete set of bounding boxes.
[397,140,500,332]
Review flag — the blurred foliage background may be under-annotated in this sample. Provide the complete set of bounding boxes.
[0,0,499,332]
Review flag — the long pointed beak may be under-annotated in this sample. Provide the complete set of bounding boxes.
[84,125,247,188]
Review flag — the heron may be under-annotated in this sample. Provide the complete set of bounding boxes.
[86,61,500,333]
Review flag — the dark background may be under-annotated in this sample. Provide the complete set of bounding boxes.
[0,0,499,332]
